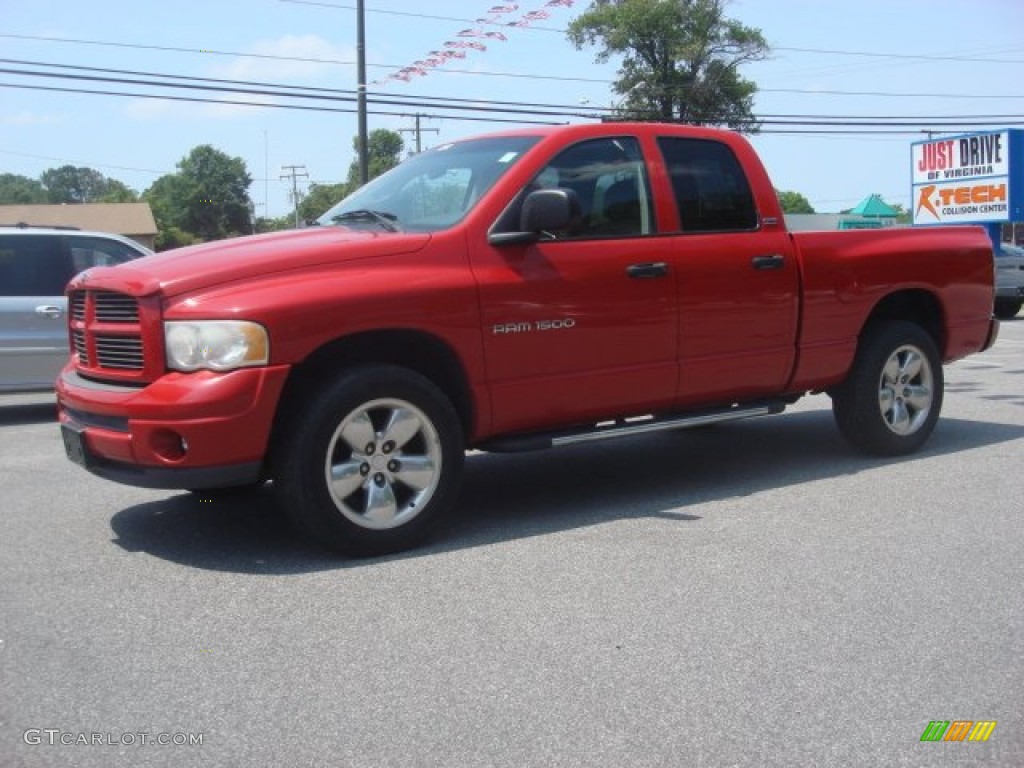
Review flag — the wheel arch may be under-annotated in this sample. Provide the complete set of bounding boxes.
[272,329,477,446]
[860,289,946,356]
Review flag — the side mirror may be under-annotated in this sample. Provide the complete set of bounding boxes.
[488,188,580,246]
[521,188,576,232]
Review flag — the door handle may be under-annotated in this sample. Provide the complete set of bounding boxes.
[626,262,669,279]
[751,254,785,270]
[35,305,64,319]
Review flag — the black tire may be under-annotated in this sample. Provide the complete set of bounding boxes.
[274,365,464,556]
[994,299,1022,320]
[831,321,944,456]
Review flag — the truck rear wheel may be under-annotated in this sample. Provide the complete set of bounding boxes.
[275,366,464,556]
[831,321,943,456]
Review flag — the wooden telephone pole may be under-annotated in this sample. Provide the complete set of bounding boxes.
[399,114,439,155]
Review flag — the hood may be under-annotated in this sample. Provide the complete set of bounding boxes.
[67,227,432,298]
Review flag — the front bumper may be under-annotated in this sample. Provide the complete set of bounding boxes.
[56,364,291,489]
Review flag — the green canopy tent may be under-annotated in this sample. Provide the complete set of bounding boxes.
[840,194,900,228]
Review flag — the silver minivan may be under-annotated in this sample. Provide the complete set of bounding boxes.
[0,227,151,392]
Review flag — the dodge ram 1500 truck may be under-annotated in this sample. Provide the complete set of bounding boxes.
[56,122,999,555]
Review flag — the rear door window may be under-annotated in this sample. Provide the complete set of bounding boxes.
[0,235,74,297]
[67,236,145,272]
[657,137,758,232]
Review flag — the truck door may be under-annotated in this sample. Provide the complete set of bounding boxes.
[655,136,799,407]
[474,136,679,435]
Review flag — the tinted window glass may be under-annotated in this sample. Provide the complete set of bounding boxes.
[657,138,757,232]
[318,135,540,233]
[67,236,144,272]
[0,235,74,296]
[495,137,654,239]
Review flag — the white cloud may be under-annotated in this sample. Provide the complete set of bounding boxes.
[122,93,274,122]
[122,99,177,121]
[0,111,66,126]
[212,34,354,82]
[120,35,351,123]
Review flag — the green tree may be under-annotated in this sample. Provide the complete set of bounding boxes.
[347,129,404,187]
[41,165,117,203]
[888,202,912,225]
[154,225,200,251]
[776,189,815,214]
[143,145,253,245]
[176,145,253,240]
[97,179,139,203]
[254,215,293,233]
[299,182,351,222]
[567,0,768,130]
[0,173,48,204]
[143,173,196,250]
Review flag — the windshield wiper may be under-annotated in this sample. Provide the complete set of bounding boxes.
[330,209,402,232]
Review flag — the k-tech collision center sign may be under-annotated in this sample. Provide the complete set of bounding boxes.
[911,130,1024,226]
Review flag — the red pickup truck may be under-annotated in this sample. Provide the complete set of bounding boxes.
[57,122,998,555]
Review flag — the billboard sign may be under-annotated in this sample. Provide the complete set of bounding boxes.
[910,130,1024,226]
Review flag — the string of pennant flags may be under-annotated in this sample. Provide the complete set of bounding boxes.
[372,0,575,86]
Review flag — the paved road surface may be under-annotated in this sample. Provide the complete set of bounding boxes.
[2,320,1022,767]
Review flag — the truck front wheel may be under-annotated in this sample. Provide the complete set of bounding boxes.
[831,322,944,456]
[275,366,464,556]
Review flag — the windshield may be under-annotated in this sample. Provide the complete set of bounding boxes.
[317,135,541,233]
[997,242,1024,258]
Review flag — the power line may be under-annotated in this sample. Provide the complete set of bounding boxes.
[4,59,1023,127]
[0,64,593,120]
[398,114,440,154]
[279,1,1024,70]
[277,0,566,33]
[0,32,610,84]
[0,148,166,176]
[772,45,1024,64]
[277,0,1024,70]
[759,87,1024,101]
[0,33,361,67]
[280,165,309,227]
[0,81,567,125]
[6,78,1019,136]
[7,32,1023,95]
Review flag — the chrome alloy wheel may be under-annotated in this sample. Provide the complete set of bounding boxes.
[323,398,443,530]
[877,344,934,436]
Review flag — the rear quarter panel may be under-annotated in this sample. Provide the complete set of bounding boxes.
[789,226,993,391]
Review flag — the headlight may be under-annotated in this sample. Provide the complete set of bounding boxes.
[164,321,269,372]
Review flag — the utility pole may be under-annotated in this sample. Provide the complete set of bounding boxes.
[398,113,439,154]
[280,165,309,227]
[356,0,368,186]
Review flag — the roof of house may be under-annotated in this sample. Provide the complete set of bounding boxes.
[0,203,158,235]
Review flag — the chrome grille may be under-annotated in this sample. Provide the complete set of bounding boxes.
[94,292,139,323]
[95,335,144,369]
[69,290,148,376]
[70,291,86,321]
[72,330,87,364]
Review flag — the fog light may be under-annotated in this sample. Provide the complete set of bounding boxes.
[151,429,187,461]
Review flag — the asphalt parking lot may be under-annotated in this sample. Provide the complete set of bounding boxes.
[2,319,1022,767]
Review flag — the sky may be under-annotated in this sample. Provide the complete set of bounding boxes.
[1,0,1023,221]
